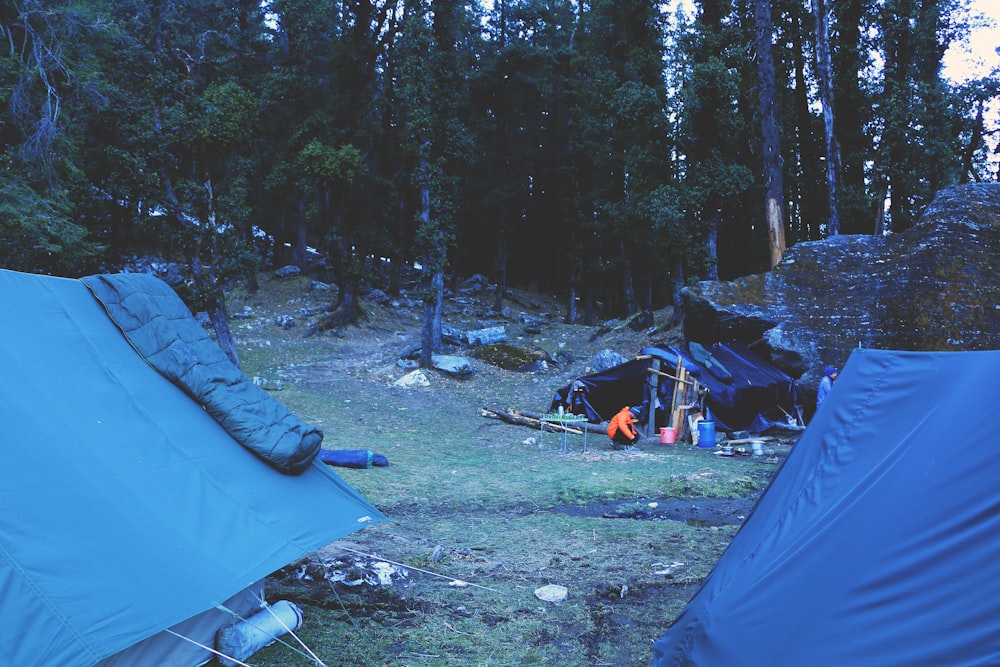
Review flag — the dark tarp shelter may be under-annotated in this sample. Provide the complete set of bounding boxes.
[551,357,650,422]
[0,269,386,667]
[551,342,800,434]
[653,348,1000,666]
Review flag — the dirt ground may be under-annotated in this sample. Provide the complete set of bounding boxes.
[556,495,759,525]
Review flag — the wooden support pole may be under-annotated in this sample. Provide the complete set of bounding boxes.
[643,358,661,438]
[646,367,696,385]
[670,362,688,439]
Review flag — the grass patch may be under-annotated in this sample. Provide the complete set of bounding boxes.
[219,277,789,666]
[470,342,542,370]
[263,513,736,666]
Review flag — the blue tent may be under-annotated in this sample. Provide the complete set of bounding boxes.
[0,269,386,667]
[653,348,1000,666]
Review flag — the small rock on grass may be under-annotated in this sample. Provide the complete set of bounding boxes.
[534,584,568,603]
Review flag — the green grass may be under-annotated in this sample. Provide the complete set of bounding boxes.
[248,391,776,665]
[220,281,785,666]
[259,509,737,666]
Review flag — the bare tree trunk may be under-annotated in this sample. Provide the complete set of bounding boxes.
[417,156,444,368]
[789,0,821,242]
[584,284,595,326]
[207,300,239,366]
[566,285,577,324]
[873,182,888,237]
[291,201,310,267]
[190,251,240,367]
[493,256,506,312]
[420,270,444,368]
[703,215,719,281]
[961,100,985,183]
[812,0,842,236]
[755,0,786,267]
[620,239,636,316]
[670,259,685,327]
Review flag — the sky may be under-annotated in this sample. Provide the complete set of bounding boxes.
[943,0,1000,82]
[660,0,1000,84]
[944,0,1000,177]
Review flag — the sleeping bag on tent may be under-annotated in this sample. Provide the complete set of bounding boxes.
[0,268,385,667]
[82,273,322,474]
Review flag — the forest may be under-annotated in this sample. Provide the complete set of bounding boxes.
[2,0,998,356]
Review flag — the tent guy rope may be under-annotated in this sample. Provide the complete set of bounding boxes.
[163,629,253,667]
[337,545,501,592]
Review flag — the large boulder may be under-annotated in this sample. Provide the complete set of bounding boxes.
[681,183,1000,406]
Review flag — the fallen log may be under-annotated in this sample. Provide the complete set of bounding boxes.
[520,410,609,435]
[481,407,607,436]
[480,407,545,429]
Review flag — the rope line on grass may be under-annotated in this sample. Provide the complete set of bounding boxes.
[163,629,252,667]
[336,545,501,592]
[251,594,330,667]
[211,601,324,665]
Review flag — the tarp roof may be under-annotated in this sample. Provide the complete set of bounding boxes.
[653,348,1000,666]
[552,342,799,433]
[654,342,800,432]
[0,269,386,667]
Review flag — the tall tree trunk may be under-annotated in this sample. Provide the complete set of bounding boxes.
[790,0,821,243]
[493,261,506,313]
[880,1,915,232]
[703,214,719,281]
[207,299,240,366]
[493,231,507,312]
[420,270,444,368]
[620,239,636,316]
[873,182,888,237]
[291,202,309,267]
[832,0,872,233]
[493,0,509,316]
[190,249,240,367]
[389,254,402,296]
[417,154,443,367]
[566,285,577,324]
[311,279,364,334]
[961,100,985,183]
[670,259,685,327]
[755,0,786,266]
[811,0,842,236]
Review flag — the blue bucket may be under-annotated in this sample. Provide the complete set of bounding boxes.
[697,420,716,448]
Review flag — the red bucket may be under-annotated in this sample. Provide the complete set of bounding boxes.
[660,427,676,444]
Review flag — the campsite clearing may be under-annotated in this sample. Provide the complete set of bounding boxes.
[227,274,791,666]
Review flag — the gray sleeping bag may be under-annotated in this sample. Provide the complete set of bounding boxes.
[82,273,322,474]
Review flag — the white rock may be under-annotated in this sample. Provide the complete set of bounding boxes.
[393,369,430,388]
[534,584,568,603]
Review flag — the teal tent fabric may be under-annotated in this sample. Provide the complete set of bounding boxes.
[0,269,386,667]
[81,273,322,474]
[653,348,1000,667]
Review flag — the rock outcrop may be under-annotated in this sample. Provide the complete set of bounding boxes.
[681,183,1000,407]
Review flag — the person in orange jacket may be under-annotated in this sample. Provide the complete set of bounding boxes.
[608,406,640,450]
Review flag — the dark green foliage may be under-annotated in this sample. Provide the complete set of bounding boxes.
[0,0,995,318]
[0,176,101,273]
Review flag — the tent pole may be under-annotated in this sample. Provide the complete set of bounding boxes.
[646,358,661,437]
[647,367,696,385]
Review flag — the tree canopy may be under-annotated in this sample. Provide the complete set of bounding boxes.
[1,0,995,329]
